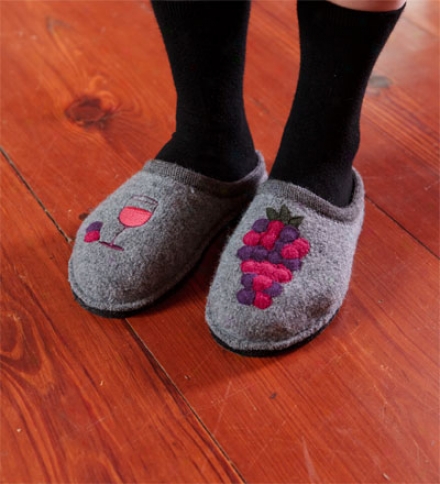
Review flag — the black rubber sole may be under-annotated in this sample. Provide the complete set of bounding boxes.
[209,310,339,358]
[72,291,149,319]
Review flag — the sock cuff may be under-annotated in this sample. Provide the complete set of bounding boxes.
[298,0,406,33]
[152,0,252,22]
[151,1,196,17]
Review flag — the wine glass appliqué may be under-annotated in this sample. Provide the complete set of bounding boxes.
[84,196,158,251]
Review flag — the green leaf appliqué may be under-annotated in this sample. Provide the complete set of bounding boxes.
[288,216,304,228]
[279,205,291,224]
[266,207,278,221]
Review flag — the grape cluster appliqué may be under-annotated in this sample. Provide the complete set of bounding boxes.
[236,205,310,310]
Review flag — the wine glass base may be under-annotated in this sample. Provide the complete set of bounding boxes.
[99,241,124,251]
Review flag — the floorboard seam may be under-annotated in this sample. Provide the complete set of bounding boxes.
[401,11,440,39]
[366,193,438,258]
[122,319,247,484]
[0,145,72,244]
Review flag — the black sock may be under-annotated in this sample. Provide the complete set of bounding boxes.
[151,0,257,182]
[270,0,405,207]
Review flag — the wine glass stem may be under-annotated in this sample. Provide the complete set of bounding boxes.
[110,227,126,246]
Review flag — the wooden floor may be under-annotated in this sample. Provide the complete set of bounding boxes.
[1,1,439,482]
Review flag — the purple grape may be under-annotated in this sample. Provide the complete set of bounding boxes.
[237,288,255,306]
[252,218,270,233]
[264,282,283,297]
[237,246,254,261]
[86,221,103,233]
[253,246,268,262]
[283,258,302,272]
[274,240,287,254]
[279,226,299,243]
[267,251,283,265]
[241,273,256,288]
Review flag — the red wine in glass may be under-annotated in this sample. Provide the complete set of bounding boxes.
[100,196,158,250]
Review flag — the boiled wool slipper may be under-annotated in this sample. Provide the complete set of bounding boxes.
[68,153,267,317]
[205,169,365,356]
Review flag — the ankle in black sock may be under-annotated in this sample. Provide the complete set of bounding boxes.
[152,0,257,182]
[270,0,405,207]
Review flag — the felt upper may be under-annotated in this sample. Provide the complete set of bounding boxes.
[68,154,267,316]
[206,169,365,354]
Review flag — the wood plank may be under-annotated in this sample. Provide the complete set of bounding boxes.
[404,0,439,37]
[1,1,439,482]
[357,117,439,255]
[367,15,439,171]
[1,0,173,237]
[0,158,241,483]
[127,197,439,483]
[359,7,439,255]
[2,0,438,254]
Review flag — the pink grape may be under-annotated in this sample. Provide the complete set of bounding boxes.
[273,266,292,283]
[254,292,272,310]
[267,220,284,236]
[260,232,278,251]
[243,230,261,246]
[282,238,310,259]
[241,261,292,283]
[252,275,273,291]
[294,238,310,258]
[281,244,299,259]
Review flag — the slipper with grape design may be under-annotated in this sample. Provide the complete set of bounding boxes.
[68,153,267,317]
[206,169,365,356]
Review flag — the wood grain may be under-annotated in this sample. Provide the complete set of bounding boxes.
[0,158,241,483]
[2,0,438,254]
[404,0,440,37]
[1,0,172,237]
[1,0,439,482]
[127,197,439,483]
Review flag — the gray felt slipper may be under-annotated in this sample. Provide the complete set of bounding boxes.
[206,169,365,356]
[68,153,267,317]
